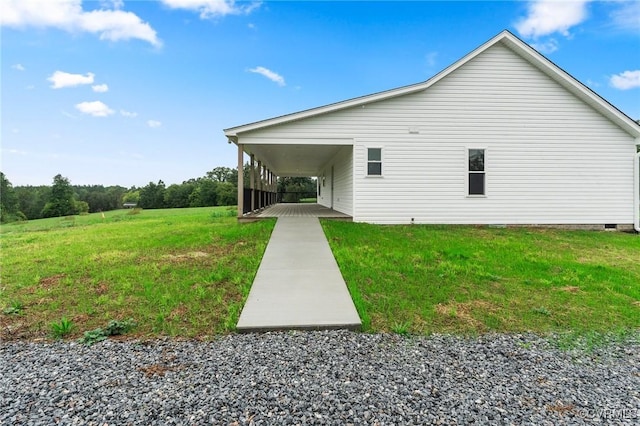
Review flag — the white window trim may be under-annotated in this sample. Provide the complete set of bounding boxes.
[366,146,384,178]
[466,147,487,198]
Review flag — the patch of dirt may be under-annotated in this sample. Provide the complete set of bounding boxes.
[168,304,189,321]
[632,301,640,307]
[161,251,213,265]
[0,317,47,341]
[95,282,109,295]
[546,401,576,415]
[72,313,90,323]
[558,286,581,293]
[434,300,498,330]
[39,274,66,289]
[138,363,178,377]
[164,251,209,260]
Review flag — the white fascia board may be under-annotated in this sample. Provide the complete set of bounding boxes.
[239,137,354,146]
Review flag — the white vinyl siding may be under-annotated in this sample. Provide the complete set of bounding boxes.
[237,42,636,225]
[317,146,353,216]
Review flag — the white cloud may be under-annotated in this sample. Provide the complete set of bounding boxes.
[100,0,124,9]
[247,23,256,30]
[147,119,162,128]
[92,83,109,92]
[48,70,94,89]
[75,100,114,117]
[248,66,285,86]
[26,85,35,90]
[610,1,640,33]
[610,70,640,90]
[61,110,77,119]
[12,63,25,71]
[0,0,161,47]
[530,38,559,54]
[515,0,589,38]
[79,8,161,46]
[120,109,138,118]
[161,0,261,19]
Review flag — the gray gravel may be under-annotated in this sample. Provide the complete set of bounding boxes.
[1,331,639,425]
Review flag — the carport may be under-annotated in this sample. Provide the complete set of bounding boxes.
[225,138,353,219]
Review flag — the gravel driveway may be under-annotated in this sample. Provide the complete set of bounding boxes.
[1,331,639,425]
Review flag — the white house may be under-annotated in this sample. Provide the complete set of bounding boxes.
[224,30,640,231]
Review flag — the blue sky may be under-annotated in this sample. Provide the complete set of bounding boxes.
[2,0,639,187]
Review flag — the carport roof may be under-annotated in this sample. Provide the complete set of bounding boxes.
[242,143,350,177]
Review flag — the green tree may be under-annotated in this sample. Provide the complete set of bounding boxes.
[78,186,110,212]
[15,186,50,220]
[139,180,166,209]
[41,174,76,218]
[190,179,218,207]
[164,183,195,208]
[106,186,127,210]
[216,182,237,206]
[74,200,89,214]
[207,166,235,182]
[0,172,20,222]
[123,190,140,205]
[278,177,316,202]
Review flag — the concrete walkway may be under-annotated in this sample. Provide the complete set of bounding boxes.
[236,217,361,332]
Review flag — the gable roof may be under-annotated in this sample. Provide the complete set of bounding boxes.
[224,30,640,140]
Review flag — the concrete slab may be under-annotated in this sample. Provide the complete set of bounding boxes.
[236,217,361,332]
[255,203,352,218]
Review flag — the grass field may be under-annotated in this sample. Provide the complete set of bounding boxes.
[2,208,639,341]
[321,221,640,335]
[1,207,275,340]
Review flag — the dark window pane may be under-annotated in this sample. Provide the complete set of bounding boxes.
[469,149,484,171]
[368,162,382,175]
[368,148,381,162]
[469,173,485,195]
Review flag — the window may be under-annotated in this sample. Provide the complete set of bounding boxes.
[367,148,382,176]
[468,149,485,195]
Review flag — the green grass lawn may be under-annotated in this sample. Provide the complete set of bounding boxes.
[3,209,639,341]
[321,221,640,335]
[1,207,275,340]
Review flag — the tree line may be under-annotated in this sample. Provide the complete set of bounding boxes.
[1,168,317,223]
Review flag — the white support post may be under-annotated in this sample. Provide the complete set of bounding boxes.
[237,144,244,218]
[250,154,255,212]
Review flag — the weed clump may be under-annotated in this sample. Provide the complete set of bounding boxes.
[2,300,24,315]
[211,208,236,219]
[51,317,74,339]
[81,318,137,345]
